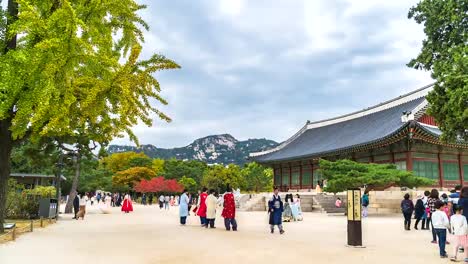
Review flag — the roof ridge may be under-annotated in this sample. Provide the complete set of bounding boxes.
[250,83,434,158]
[307,83,434,127]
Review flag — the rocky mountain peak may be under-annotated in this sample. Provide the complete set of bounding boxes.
[107,134,278,165]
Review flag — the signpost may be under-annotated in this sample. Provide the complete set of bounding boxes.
[347,188,363,247]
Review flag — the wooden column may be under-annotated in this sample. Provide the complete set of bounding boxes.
[299,164,303,190]
[438,153,444,188]
[280,166,283,189]
[289,165,292,190]
[310,161,315,188]
[459,153,464,186]
[390,152,395,164]
[406,151,413,171]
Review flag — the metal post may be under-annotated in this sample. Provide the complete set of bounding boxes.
[30,220,33,232]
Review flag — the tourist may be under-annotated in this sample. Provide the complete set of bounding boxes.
[362,190,370,218]
[76,192,87,220]
[142,193,147,206]
[441,193,449,204]
[111,193,115,207]
[423,190,430,229]
[170,195,175,206]
[428,189,441,244]
[432,201,450,258]
[206,189,217,229]
[450,206,468,262]
[90,195,95,206]
[414,194,426,230]
[116,193,122,207]
[197,188,208,227]
[291,194,303,221]
[449,185,462,212]
[148,193,153,206]
[159,194,165,209]
[174,195,179,206]
[222,186,237,231]
[164,195,170,210]
[179,190,190,225]
[96,192,101,204]
[315,181,322,193]
[121,194,134,213]
[294,194,303,216]
[458,187,468,221]
[269,186,285,234]
[282,194,293,222]
[73,192,80,219]
[100,194,112,214]
[335,197,342,208]
[401,193,414,231]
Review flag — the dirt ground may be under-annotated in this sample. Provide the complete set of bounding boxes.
[0,204,458,264]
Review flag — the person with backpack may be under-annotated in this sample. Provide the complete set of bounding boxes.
[414,194,426,230]
[401,193,415,230]
[362,190,370,218]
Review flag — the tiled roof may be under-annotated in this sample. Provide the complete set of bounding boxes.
[11,173,67,181]
[250,85,440,163]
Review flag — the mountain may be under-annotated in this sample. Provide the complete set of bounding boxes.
[107,134,279,165]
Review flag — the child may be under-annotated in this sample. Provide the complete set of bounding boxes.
[432,200,450,258]
[335,197,342,208]
[401,193,414,230]
[414,194,425,230]
[450,207,468,262]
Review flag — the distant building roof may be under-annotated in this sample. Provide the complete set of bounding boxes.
[10,173,67,181]
[250,84,466,163]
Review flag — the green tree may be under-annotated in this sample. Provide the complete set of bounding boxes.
[163,159,208,184]
[0,0,179,231]
[241,162,273,193]
[112,167,156,188]
[202,164,245,193]
[101,152,151,173]
[178,176,197,193]
[408,0,467,141]
[152,159,165,175]
[319,159,434,193]
[128,156,153,168]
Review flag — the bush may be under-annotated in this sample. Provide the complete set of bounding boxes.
[5,179,56,219]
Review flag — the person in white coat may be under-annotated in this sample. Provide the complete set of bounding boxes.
[179,190,190,225]
[205,189,218,228]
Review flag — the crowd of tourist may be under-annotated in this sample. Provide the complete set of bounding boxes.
[179,186,238,231]
[71,192,134,220]
[400,185,468,262]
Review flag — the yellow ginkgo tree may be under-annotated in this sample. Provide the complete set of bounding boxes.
[0,0,179,231]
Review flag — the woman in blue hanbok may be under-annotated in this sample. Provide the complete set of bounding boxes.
[282,194,293,222]
[291,194,303,221]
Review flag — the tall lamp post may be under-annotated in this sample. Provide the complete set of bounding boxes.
[55,152,65,218]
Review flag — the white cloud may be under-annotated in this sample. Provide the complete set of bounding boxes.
[111,0,433,148]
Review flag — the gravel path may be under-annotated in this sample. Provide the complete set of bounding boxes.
[0,204,452,264]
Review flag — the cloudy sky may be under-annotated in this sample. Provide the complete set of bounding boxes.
[112,0,433,148]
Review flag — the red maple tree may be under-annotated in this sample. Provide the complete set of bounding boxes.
[134,177,183,193]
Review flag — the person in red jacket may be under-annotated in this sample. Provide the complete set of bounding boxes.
[197,187,208,227]
[222,185,237,231]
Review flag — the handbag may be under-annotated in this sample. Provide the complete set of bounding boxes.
[192,206,198,213]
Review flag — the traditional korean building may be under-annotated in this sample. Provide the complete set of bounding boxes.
[10,173,66,189]
[250,84,468,190]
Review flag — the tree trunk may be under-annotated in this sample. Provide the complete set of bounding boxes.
[0,120,13,233]
[64,153,81,214]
